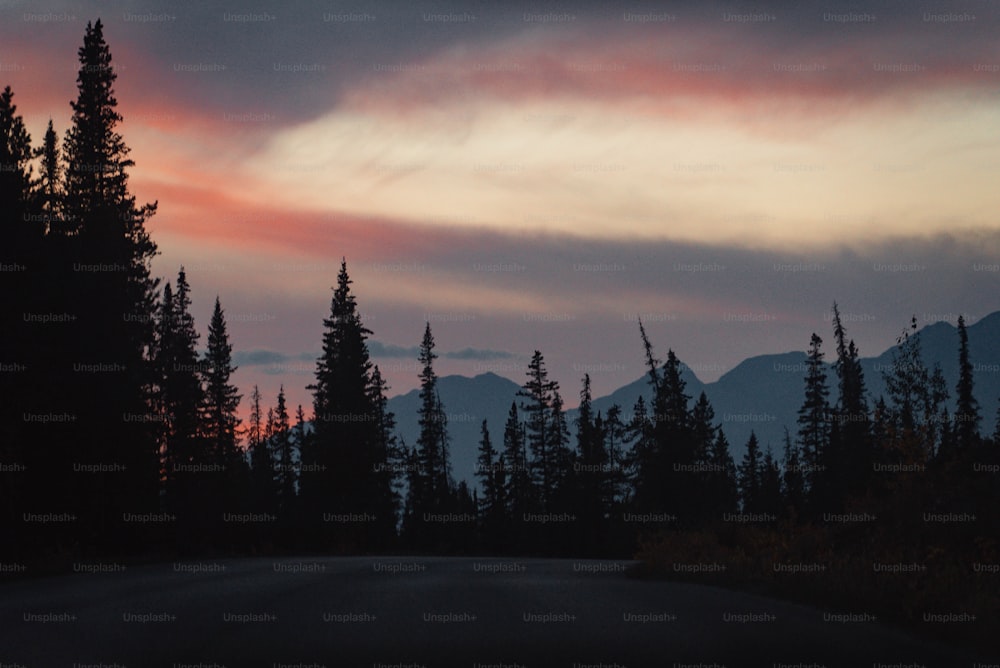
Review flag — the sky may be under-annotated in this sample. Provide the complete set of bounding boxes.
[3,0,1000,415]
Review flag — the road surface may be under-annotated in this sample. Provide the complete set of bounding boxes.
[0,556,986,667]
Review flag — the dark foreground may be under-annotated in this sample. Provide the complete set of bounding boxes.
[0,556,988,667]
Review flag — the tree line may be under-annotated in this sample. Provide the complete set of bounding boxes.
[2,21,997,563]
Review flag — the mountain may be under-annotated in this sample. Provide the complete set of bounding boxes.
[388,313,1000,489]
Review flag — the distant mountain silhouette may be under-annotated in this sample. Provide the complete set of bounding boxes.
[388,313,1000,489]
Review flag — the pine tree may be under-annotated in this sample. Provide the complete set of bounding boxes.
[475,420,503,530]
[61,20,161,546]
[576,375,609,548]
[883,316,949,463]
[159,269,204,478]
[634,323,695,520]
[781,428,805,519]
[415,323,451,513]
[33,120,64,232]
[201,297,241,467]
[248,385,275,512]
[954,315,980,453]
[798,333,830,511]
[518,350,559,510]
[0,85,35,553]
[603,404,629,507]
[367,364,400,544]
[830,304,872,500]
[0,86,33,214]
[271,387,294,511]
[502,401,532,516]
[303,260,390,549]
[547,389,574,511]
[738,432,762,513]
[708,429,739,515]
[759,445,783,518]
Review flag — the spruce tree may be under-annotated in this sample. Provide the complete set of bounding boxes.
[62,20,161,545]
[271,386,294,511]
[781,428,805,519]
[518,351,559,510]
[798,333,831,511]
[475,419,503,537]
[0,85,34,552]
[201,297,241,467]
[415,323,451,512]
[954,315,980,452]
[248,385,275,512]
[304,260,391,548]
[502,401,532,518]
[738,432,762,514]
[708,429,739,515]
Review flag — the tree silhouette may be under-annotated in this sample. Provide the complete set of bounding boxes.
[954,315,980,453]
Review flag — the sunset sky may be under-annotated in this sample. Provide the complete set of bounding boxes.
[3,0,1000,413]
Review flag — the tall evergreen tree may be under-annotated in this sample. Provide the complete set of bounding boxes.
[414,323,452,513]
[61,20,161,547]
[248,384,275,512]
[830,304,872,500]
[798,332,831,510]
[475,419,504,537]
[303,260,392,549]
[882,316,949,464]
[954,315,980,453]
[518,351,559,510]
[634,323,695,521]
[33,120,63,231]
[707,429,739,515]
[367,364,400,545]
[781,428,806,519]
[502,401,532,517]
[738,432,762,513]
[158,269,204,479]
[200,297,241,467]
[576,375,610,548]
[271,386,294,511]
[759,444,783,517]
[0,85,35,553]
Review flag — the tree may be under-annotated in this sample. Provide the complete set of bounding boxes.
[414,323,452,513]
[781,428,805,519]
[366,364,400,545]
[502,401,533,518]
[303,260,393,549]
[33,120,64,231]
[707,429,739,515]
[759,444,784,517]
[201,297,241,467]
[62,20,161,547]
[882,316,949,464]
[0,86,33,215]
[158,269,204,481]
[954,315,981,453]
[634,323,695,520]
[248,385,275,512]
[0,85,35,554]
[270,387,294,511]
[518,351,559,510]
[475,419,504,537]
[829,303,872,499]
[797,333,830,510]
[738,431,762,513]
